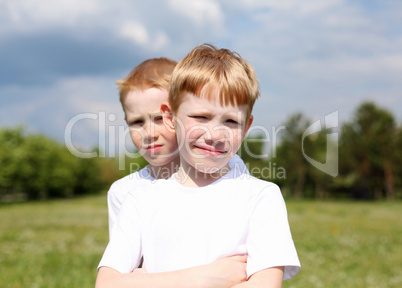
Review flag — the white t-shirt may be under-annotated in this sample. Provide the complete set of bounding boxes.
[107,154,249,238]
[99,169,300,280]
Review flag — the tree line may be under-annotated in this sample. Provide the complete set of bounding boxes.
[0,101,400,202]
[0,127,147,202]
[241,101,401,200]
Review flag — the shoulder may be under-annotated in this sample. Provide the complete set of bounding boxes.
[111,167,153,189]
[216,174,283,202]
[120,178,175,216]
[108,167,153,197]
[125,177,174,200]
[230,174,280,191]
[227,175,284,205]
[248,177,282,198]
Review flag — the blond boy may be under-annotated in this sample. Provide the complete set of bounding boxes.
[101,57,250,288]
[108,57,248,235]
[107,57,179,235]
[97,45,300,288]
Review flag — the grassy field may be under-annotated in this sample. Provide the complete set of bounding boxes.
[284,200,402,288]
[0,195,401,288]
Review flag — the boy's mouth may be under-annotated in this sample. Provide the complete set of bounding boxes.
[146,144,163,153]
[193,145,226,157]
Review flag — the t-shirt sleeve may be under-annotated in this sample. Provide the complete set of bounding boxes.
[107,182,125,239]
[107,169,151,239]
[246,183,300,280]
[98,191,143,273]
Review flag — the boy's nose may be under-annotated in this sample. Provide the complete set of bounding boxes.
[143,123,158,141]
[207,126,229,143]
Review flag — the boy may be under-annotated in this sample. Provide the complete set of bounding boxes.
[97,44,300,287]
[108,57,249,235]
[103,57,250,287]
[107,57,179,235]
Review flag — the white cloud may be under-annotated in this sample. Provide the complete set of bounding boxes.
[119,21,149,45]
[168,0,224,27]
[379,54,402,71]
[0,0,100,32]
[233,0,342,12]
[118,21,170,51]
[153,32,169,50]
[0,74,126,147]
[296,0,343,14]
[324,13,375,29]
[289,55,402,82]
[55,76,133,153]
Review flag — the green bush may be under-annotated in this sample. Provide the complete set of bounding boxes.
[0,127,106,200]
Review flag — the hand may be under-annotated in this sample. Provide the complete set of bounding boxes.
[200,255,247,288]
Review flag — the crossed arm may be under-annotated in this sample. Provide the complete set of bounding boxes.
[95,256,284,288]
[96,255,246,288]
[231,267,284,288]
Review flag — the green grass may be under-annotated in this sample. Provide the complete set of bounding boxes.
[284,200,402,288]
[0,195,108,288]
[1,196,401,288]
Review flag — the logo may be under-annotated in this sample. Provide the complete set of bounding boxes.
[302,111,338,177]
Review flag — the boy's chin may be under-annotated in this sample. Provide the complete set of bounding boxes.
[146,156,176,168]
[193,162,231,175]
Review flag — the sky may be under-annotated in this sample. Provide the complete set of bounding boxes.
[0,0,401,156]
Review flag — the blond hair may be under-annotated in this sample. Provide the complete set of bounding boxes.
[169,44,259,119]
[116,57,177,105]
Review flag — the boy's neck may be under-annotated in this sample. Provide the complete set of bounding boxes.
[175,164,231,187]
[147,158,180,180]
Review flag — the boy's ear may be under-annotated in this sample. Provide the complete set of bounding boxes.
[161,102,175,132]
[243,115,254,138]
[123,109,127,123]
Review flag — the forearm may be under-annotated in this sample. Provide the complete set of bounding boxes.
[96,254,247,288]
[96,266,206,288]
[230,267,284,288]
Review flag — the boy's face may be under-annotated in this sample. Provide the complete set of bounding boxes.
[124,88,178,167]
[173,92,252,174]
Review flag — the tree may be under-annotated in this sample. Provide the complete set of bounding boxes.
[0,126,109,201]
[275,113,312,198]
[303,127,335,199]
[238,134,269,180]
[395,125,402,198]
[13,133,80,199]
[0,126,26,199]
[339,102,397,199]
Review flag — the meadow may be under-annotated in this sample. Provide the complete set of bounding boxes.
[0,195,401,288]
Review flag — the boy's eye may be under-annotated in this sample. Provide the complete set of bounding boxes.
[130,120,143,126]
[191,115,208,120]
[153,116,163,122]
[226,119,239,125]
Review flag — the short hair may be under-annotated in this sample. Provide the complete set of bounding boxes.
[116,57,177,104]
[169,43,259,120]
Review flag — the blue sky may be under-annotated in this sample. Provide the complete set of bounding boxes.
[0,0,401,154]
